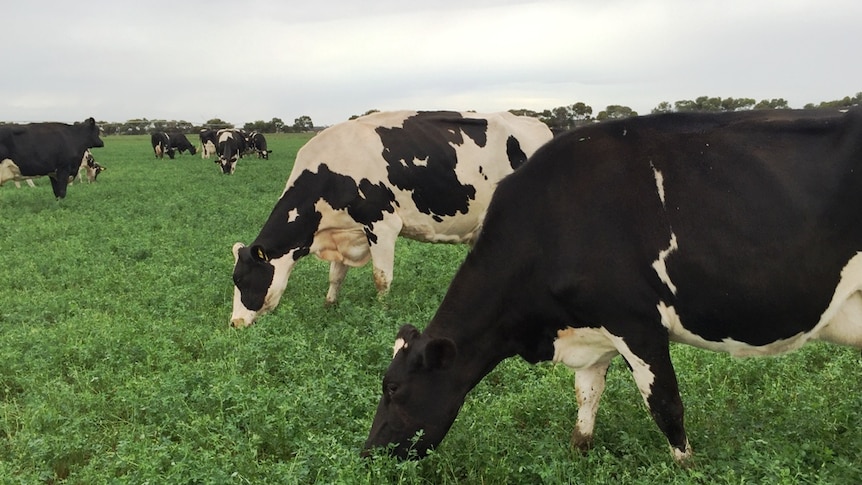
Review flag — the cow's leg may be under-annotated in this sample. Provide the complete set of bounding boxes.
[325,261,349,306]
[49,171,69,199]
[617,336,691,463]
[571,360,612,451]
[366,216,403,297]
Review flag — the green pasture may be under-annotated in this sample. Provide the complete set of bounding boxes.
[0,134,860,484]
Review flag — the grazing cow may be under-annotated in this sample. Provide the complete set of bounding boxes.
[215,129,247,174]
[168,133,197,156]
[75,149,105,183]
[0,118,103,198]
[363,108,862,462]
[230,110,553,327]
[200,129,218,159]
[151,132,174,159]
[248,131,272,159]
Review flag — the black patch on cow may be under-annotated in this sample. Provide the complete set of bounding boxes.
[506,135,529,171]
[250,164,396,261]
[233,247,275,310]
[375,111,487,220]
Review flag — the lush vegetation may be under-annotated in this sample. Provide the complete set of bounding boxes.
[1,134,860,484]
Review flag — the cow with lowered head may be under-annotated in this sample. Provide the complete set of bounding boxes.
[364,107,862,463]
[151,132,174,159]
[229,110,552,327]
[0,117,103,198]
[168,133,197,156]
[215,129,248,174]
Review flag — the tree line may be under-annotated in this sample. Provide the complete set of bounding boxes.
[95,116,315,136]
[510,92,862,133]
[18,92,854,136]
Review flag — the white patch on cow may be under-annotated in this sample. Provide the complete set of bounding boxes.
[412,156,429,167]
[652,231,678,295]
[552,327,619,369]
[287,208,299,223]
[392,337,407,357]
[650,161,666,207]
[660,254,862,356]
[0,158,23,185]
[554,327,656,413]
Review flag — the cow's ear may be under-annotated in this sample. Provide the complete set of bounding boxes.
[232,242,245,261]
[422,337,457,371]
[251,245,269,262]
[396,324,421,343]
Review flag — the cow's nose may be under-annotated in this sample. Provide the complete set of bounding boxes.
[230,317,250,328]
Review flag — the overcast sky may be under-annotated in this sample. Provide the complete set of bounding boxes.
[2,0,860,127]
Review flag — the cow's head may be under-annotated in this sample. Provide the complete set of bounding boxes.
[230,242,296,328]
[82,117,104,148]
[188,145,197,156]
[363,324,462,459]
[216,156,237,174]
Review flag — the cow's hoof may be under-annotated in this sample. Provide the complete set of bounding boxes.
[570,430,593,454]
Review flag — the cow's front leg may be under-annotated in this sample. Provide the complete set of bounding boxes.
[571,360,612,451]
[618,336,691,463]
[325,261,349,306]
[49,170,70,199]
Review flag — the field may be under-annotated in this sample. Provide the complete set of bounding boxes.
[1,133,861,484]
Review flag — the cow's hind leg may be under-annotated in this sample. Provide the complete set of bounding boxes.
[614,333,691,463]
[325,261,349,306]
[572,360,612,452]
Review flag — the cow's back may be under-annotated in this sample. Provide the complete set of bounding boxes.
[284,111,552,244]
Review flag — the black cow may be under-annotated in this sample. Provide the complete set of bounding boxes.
[248,131,272,159]
[168,133,197,156]
[151,132,174,159]
[199,129,218,159]
[215,129,247,174]
[0,118,103,198]
[364,108,862,463]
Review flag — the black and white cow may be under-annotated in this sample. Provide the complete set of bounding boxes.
[169,133,197,156]
[229,110,553,327]
[364,108,862,462]
[199,129,218,159]
[248,131,272,159]
[151,132,174,159]
[214,129,248,174]
[4,149,105,188]
[0,118,103,198]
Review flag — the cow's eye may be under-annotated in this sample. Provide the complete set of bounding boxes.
[384,381,399,399]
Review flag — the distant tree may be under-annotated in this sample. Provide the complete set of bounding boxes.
[508,109,541,118]
[203,118,233,130]
[652,101,674,114]
[571,102,593,122]
[804,92,862,109]
[271,117,285,133]
[293,115,314,132]
[754,98,790,110]
[596,105,637,121]
[349,110,380,120]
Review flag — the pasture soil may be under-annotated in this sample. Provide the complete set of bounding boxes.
[1,133,860,484]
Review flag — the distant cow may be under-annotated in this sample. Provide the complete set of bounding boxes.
[199,129,218,159]
[151,132,174,159]
[229,110,553,327]
[363,108,862,463]
[168,133,197,156]
[248,131,272,159]
[75,149,105,183]
[215,129,247,174]
[0,118,104,198]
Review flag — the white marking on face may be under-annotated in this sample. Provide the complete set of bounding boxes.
[392,337,407,357]
[230,249,298,327]
[652,231,678,295]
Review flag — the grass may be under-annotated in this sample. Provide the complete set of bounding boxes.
[1,133,861,484]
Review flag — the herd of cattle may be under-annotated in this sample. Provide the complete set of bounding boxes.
[4,108,862,465]
[0,123,275,195]
[151,128,272,174]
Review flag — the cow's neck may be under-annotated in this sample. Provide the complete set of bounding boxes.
[252,195,316,260]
